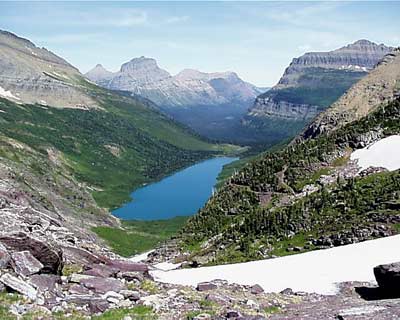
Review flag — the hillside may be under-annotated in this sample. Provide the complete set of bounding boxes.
[0,30,231,212]
[171,49,400,266]
[242,40,393,144]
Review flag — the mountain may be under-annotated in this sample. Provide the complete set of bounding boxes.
[242,40,393,144]
[169,48,400,266]
[85,57,266,144]
[85,57,261,108]
[0,30,233,214]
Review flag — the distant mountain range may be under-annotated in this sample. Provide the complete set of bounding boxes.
[85,57,264,108]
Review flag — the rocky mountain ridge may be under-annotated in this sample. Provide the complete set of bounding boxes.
[85,57,261,108]
[246,40,393,129]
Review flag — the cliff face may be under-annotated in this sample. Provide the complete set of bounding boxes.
[247,40,393,125]
[85,57,261,108]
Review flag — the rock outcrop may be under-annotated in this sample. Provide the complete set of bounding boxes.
[247,40,393,125]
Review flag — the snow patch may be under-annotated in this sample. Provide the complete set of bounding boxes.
[154,262,182,271]
[129,250,154,262]
[351,135,400,171]
[0,86,20,100]
[151,235,400,295]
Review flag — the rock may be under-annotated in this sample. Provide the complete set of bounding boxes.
[250,284,264,294]
[0,243,10,268]
[29,274,61,293]
[123,316,133,320]
[88,300,110,314]
[280,288,294,295]
[84,264,118,278]
[0,282,6,292]
[68,284,90,294]
[62,246,107,266]
[197,282,217,291]
[69,273,95,283]
[140,294,163,311]
[205,292,230,304]
[227,310,241,318]
[106,260,148,273]
[102,291,124,304]
[374,262,400,291]
[0,233,63,274]
[11,251,44,277]
[118,271,144,282]
[80,277,125,294]
[0,273,37,300]
[120,289,140,301]
[193,314,212,320]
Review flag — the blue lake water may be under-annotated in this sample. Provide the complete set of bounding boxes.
[112,157,237,220]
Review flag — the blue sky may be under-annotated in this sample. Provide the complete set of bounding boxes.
[1,1,399,86]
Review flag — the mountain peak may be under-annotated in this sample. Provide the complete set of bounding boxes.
[119,56,171,81]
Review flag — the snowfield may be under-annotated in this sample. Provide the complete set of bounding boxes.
[151,235,400,295]
[0,86,20,100]
[351,135,400,171]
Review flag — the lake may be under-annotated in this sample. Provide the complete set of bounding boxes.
[112,157,237,220]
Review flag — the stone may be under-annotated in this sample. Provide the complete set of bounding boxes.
[0,233,63,274]
[374,262,400,291]
[11,251,44,277]
[120,289,140,301]
[227,310,241,318]
[69,273,95,283]
[280,288,294,295]
[68,284,90,294]
[29,274,61,293]
[250,284,264,294]
[102,291,124,303]
[106,260,148,273]
[84,264,118,278]
[0,273,37,300]
[62,246,107,266]
[89,300,110,314]
[80,277,125,294]
[118,271,144,282]
[0,243,10,268]
[197,282,217,291]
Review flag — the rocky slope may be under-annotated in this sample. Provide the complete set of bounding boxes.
[244,40,393,142]
[0,30,97,109]
[85,57,261,108]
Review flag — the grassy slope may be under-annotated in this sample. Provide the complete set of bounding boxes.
[92,216,189,257]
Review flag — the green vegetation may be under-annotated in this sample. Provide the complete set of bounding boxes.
[260,68,366,108]
[264,306,281,315]
[180,99,400,263]
[92,216,189,256]
[0,90,233,209]
[92,306,156,320]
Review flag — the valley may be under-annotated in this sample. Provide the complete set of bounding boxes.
[0,2,400,317]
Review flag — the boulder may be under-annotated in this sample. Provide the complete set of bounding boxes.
[29,274,61,293]
[0,273,37,300]
[0,243,10,268]
[227,310,241,318]
[68,284,90,294]
[62,246,107,266]
[84,264,118,278]
[69,273,95,283]
[80,277,125,294]
[11,251,44,277]
[89,300,110,314]
[374,262,400,291]
[197,282,217,291]
[250,284,264,294]
[118,271,144,282]
[0,233,63,274]
[120,289,140,301]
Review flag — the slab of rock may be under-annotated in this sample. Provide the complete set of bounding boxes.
[197,282,217,291]
[250,284,264,294]
[80,277,125,294]
[106,259,148,273]
[0,273,37,300]
[118,271,144,282]
[374,262,400,291]
[0,233,63,274]
[62,246,107,266]
[68,284,90,295]
[120,289,140,301]
[89,300,110,314]
[84,264,118,278]
[69,273,95,283]
[0,243,10,268]
[11,251,44,277]
[29,274,61,293]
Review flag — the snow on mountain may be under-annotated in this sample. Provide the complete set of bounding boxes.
[351,135,400,172]
[151,235,400,295]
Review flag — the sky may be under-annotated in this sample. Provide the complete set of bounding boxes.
[1,1,399,86]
